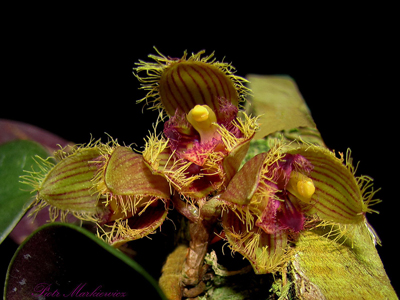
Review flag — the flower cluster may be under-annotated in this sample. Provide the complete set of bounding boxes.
[23,49,380,288]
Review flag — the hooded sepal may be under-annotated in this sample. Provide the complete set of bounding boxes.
[134,49,250,119]
[285,144,380,224]
[23,143,107,222]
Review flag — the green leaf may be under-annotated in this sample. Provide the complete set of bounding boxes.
[4,222,167,299]
[0,140,51,244]
[292,223,397,299]
[245,75,316,139]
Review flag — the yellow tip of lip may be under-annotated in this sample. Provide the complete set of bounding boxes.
[191,105,209,122]
[287,171,315,203]
[297,180,315,199]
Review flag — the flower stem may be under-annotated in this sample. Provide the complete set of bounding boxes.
[182,218,211,287]
[181,197,221,297]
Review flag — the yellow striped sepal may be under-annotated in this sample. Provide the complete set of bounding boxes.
[286,144,377,224]
[134,49,250,118]
[159,60,239,119]
[28,146,105,222]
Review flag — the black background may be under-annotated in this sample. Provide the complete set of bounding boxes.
[1,6,397,295]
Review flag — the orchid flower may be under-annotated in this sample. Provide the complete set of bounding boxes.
[135,50,259,202]
[23,140,171,248]
[219,142,379,274]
